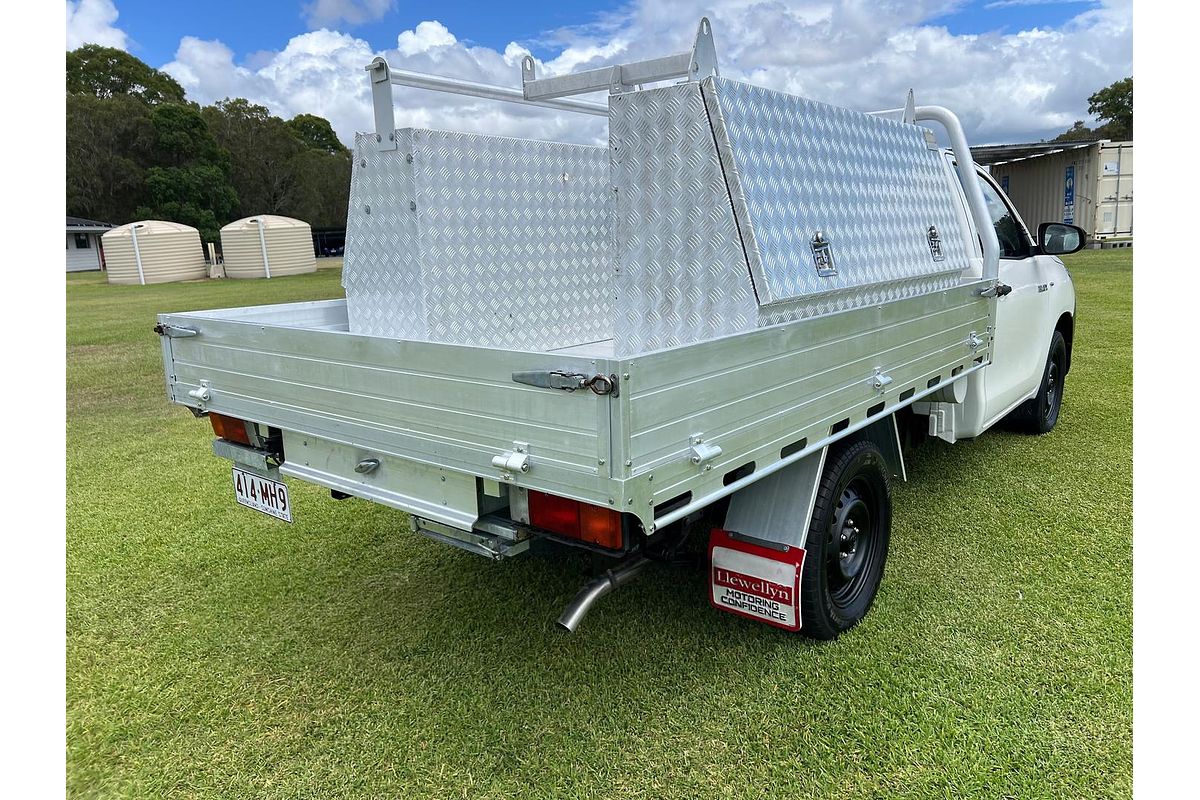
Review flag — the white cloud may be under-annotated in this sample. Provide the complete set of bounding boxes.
[66,0,128,50]
[302,0,393,29]
[160,25,606,147]
[163,30,380,140]
[155,0,1129,148]
[396,20,456,57]
[985,0,1094,8]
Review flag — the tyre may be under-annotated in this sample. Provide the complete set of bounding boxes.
[1009,330,1067,435]
[799,439,892,640]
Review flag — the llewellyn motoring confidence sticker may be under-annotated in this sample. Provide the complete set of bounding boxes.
[708,529,805,631]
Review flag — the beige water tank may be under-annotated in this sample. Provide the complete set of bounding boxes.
[102,221,207,285]
[220,215,316,279]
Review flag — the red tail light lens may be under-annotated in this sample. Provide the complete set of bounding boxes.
[529,492,579,535]
[528,490,623,550]
[209,412,251,445]
[579,503,624,550]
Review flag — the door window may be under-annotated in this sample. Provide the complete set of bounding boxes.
[976,176,1031,259]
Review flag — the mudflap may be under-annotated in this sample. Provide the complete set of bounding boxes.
[708,529,805,631]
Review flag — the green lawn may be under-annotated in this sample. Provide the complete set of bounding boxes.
[66,249,1132,799]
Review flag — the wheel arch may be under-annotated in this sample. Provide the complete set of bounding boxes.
[723,415,904,550]
[1055,311,1074,374]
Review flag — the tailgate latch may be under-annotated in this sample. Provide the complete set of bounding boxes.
[153,323,199,338]
[512,370,619,397]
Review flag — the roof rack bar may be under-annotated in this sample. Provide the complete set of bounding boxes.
[521,52,692,100]
[520,16,718,101]
[365,57,609,150]
[390,65,608,115]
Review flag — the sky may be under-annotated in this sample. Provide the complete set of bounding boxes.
[65,0,1132,147]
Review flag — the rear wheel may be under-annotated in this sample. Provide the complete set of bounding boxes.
[1010,330,1067,434]
[799,440,892,640]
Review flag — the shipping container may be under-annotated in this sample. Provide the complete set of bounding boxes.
[983,141,1132,241]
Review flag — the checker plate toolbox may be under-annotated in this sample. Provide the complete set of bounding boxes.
[157,17,1000,543]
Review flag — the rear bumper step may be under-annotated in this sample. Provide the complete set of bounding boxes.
[411,516,530,561]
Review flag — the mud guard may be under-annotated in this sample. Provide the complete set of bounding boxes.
[722,414,905,549]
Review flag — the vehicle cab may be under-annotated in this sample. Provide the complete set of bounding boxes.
[938,153,1081,440]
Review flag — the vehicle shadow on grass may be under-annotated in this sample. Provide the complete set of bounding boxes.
[242,495,820,665]
[272,535,822,742]
[265,425,1026,681]
[140,404,1106,748]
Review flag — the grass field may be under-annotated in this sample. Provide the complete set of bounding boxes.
[66,249,1132,799]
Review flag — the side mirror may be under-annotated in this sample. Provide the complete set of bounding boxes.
[1037,222,1087,256]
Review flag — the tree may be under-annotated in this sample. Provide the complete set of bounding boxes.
[137,164,238,243]
[281,112,351,228]
[1052,120,1096,143]
[288,114,348,155]
[1088,77,1132,140]
[284,149,352,229]
[151,103,228,168]
[202,98,306,218]
[1052,77,1132,142]
[65,48,352,236]
[200,100,351,225]
[133,104,238,240]
[67,93,155,223]
[66,44,186,105]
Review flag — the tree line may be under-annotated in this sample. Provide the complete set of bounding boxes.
[66,45,351,243]
[1053,77,1132,143]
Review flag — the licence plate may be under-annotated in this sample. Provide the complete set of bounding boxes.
[232,467,292,522]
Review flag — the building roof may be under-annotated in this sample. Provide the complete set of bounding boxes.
[66,215,115,233]
[970,140,1100,167]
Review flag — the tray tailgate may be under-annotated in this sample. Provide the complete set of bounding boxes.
[160,303,614,502]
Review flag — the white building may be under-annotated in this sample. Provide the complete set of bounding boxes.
[66,216,114,272]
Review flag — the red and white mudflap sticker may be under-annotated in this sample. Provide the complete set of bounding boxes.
[709,529,805,631]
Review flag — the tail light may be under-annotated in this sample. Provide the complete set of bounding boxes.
[209,412,252,446]
[528,490,623,550]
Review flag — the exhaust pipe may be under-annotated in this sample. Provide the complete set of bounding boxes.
[556,555,650,633]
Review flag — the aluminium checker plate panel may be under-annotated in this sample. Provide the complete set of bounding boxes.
[609,84,759,356]
[702,76,971,308]
[609,78,974,354]
[344,131,426,341]
[343,128,612,351]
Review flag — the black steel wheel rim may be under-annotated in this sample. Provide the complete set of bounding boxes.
[826,477,881,609]
[1044,354,1060,420]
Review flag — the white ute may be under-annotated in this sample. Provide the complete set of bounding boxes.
[156,18,1078,637]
